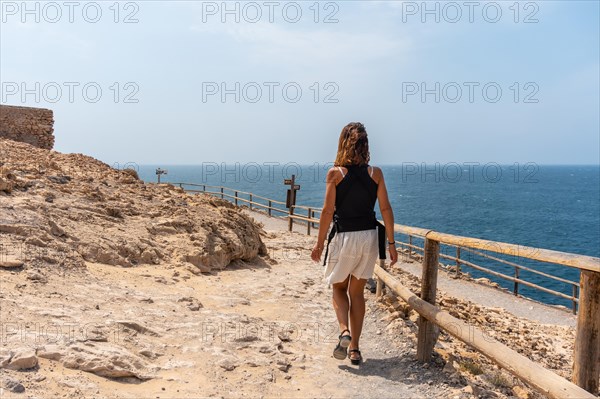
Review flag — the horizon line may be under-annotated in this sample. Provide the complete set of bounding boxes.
[130,163,600,167]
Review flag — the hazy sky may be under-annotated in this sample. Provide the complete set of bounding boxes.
[1,1,599,165]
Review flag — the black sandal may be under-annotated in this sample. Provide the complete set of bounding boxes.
[348,349,362,365]
[333,329,351,360]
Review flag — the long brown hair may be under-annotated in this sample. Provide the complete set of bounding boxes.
[334,122,370,166]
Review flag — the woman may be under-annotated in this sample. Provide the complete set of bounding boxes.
[311,122,398,365]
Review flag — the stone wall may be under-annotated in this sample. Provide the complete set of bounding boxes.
[0,105,55,150]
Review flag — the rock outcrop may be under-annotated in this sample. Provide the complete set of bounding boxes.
[0,137,267,274]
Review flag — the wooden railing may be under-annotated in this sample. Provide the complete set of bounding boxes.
[172,182,600,396]
[396,231,582,314]
[375,229,600,397]
[375,263,598,398]
[173,183,323,234]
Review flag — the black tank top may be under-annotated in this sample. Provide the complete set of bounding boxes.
[334,165,378,232]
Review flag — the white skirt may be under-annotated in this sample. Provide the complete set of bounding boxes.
[324,228,379,285]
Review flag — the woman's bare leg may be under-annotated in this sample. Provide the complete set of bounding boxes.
[348,275,367,354]
[332,275,351,333]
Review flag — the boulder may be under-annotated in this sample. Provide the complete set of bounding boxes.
[5,348,38,370]
[37,345,66,361]
[2,376,25,393]
[0,258,23,269]
[61,342,152,379]
[0,349,13,367]
[0,177,13,193]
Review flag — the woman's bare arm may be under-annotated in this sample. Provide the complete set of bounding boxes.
[374,167,398,265]
[311,168,338,262]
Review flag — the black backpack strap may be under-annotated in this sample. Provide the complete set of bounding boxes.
[322,218,338,266]
[376,221,386,260]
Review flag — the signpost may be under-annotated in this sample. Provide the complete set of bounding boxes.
[156,168,168,183]
[284,175,300,231]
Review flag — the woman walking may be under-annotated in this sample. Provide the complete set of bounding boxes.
[311,122,398,365]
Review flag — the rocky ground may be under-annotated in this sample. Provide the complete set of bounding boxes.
[0,138,591,398]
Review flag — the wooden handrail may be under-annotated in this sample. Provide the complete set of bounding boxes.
[399,236,580,287]
[393,223,431,238]
[426,231,600,274]
[173,182,288,205]
[397,237,581,313]
[248,192,287,205]
[288,214,319,224]
[451,255,578,302]
[291,203,321,212]
[465,247,579,287]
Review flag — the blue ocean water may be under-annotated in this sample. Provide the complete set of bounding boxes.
[136,163,599,309]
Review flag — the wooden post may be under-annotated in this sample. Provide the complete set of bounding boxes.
[220,187,224,199]
[288,206,294,232]
[268,200,272,217]
[234,191,238,206]
[307,208,312,235]
[249,194,253,210]
[408,235,413,258]
[285,175,298,232]
[514,267,520,295]
[572,270,600,395]
[572,284,578,315]
[455,247,461,276]
[375,277,383,297]
[417,237,440,362]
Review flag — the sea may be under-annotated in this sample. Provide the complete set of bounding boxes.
[136,163,599,310]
